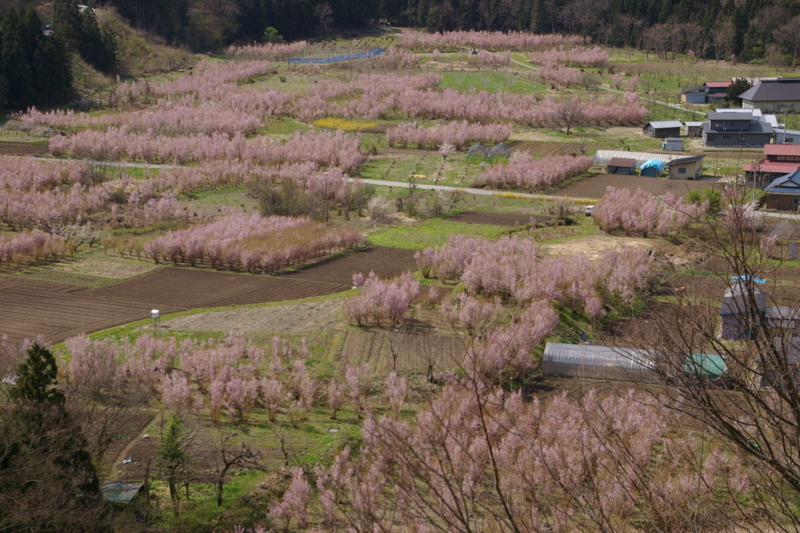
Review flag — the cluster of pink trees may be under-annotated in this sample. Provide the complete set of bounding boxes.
[537,64,586,87]
[0,156,90,190]
[226,41,310,59]
[386,121,511,149]
[302,382,751,533]
[399,30,587,50]
[416,235,653,317]
[62,333,323,425]
[22,101,264,136]
[369,47,420,69]
[152,60,275,95]
[144,214,364,271]
[293,73,441,121]
[0,231,67,267]
[344,271,420,327]
[395,88,647,126]
[472,50,511,68]
[474,153,593,191]
[0,182,111,230]
[50,129,364,170]
[530,45,610,67]
[593,187,708,237]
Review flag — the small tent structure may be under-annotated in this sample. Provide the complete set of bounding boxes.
[640,159,665,177]
[488,143,511,160]
[542,343,661,383]
[466,142,490,161]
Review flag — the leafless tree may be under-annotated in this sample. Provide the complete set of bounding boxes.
[615,189,800,530]
[313,3,334,35]
[212,431,264,506]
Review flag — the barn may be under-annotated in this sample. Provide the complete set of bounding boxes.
[665,154,705,179]
[643,121,682,138]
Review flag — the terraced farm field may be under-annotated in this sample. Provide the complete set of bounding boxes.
[0,246,419,343]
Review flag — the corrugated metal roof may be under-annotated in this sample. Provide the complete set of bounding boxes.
[607,157,636,167]
[743,161,800,174]
[646,120,683,129]
[685,122,704,127]
[666,154,705,165]
[542,342,654,370]
[707,111,755,121]
[705,81,732,88]
[593,150,682,168]
[764,144,800,157]
[101,482,143,504]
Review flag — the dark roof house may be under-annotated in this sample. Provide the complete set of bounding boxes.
[680,81,731,104]
[739,79,800,112]
[765,168,800,211]
[101,482,144,504]
[703,111,773,148]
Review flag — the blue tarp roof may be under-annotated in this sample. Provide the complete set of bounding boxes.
[731,275,767,284]
[640,159,665,170]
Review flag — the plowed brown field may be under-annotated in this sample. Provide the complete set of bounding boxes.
[0,246,418,344]
[549,174,716,199]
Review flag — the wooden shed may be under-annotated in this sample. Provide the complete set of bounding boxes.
[643,120,682,138]
[606,157,636,175]
[665,154,705,179]
[685,122,704,137]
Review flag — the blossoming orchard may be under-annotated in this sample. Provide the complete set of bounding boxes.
[0,20,786,533]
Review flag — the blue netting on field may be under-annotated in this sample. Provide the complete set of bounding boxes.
[289,48,383,64]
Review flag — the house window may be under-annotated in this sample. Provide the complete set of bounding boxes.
[678,168,686,174]
[713,122,722,129]
[723,135,731,140]
[794,198,800,206]
[773,198,778,202]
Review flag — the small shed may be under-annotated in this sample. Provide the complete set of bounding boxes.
[643,120,682,138]
[719,281,767,340]
[662,137,683,151]
[665,154,705,179]
[606,157,636,175]
[542,342,661,383]
[685,122,704,137]
[685,353,728,381]
[640,159,665,177]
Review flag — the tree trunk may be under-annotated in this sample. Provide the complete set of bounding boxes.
[216,480,224,506]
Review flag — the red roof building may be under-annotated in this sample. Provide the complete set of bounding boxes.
[744,144,800,178]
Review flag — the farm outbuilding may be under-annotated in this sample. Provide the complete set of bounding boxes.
[640,159,665,177]
[765,168,800,211]
[665,154,705,179]
[643,121,682,138]
[662,137,683,151]
[542,342,661,383]
[606,157,636,174]
[685,122,704,137]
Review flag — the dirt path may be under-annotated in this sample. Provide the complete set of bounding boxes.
[107,412,159,477]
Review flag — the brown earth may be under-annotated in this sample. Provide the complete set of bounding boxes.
[0,246,418,344]
[339,329,466,373]
[0,142,49,156]
[549,173,716,199]
[445,211,551,226]
[510,141,589,157]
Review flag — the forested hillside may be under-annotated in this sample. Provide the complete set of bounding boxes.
[93,0,800,63]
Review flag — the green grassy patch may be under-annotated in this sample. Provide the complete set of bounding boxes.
[439,71,545,94]
[369,219,507,249]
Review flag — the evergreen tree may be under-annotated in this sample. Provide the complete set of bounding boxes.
[0,344,110,532]
[3,43,34,109]
[33,37,73,106]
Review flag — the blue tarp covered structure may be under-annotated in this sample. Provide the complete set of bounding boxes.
[640,159,665,176]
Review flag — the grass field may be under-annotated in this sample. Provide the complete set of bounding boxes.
[368,218,509,249]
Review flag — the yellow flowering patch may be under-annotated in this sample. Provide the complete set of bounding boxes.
[313,117,380,131]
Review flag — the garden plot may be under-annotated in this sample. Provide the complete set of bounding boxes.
[339,330,466,373]
[549,173,715,199]
[161,298,346,335]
